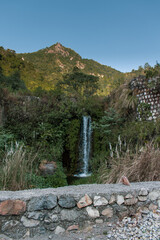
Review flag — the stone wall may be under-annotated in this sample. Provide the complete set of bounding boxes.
[130,75,160,120]
[0,182,160,239]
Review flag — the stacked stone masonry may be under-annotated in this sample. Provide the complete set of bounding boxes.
[0,182,160,239]
[130,75,160,120]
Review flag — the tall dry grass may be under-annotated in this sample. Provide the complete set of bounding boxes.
[0,143,37,190]
[99,142,160,184]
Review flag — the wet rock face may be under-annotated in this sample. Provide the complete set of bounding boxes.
[0,183,160,239]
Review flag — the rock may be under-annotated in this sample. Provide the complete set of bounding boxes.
[153,212,160,220]
[1,220,26,239]
[2,220,19,231]
[0,200,26,215]
[67,225,79,231]
[0,235,12,240]
[138,196,147,202]
[93,196,108,206]
[39,160,57,176]
[61,209,80,221]
[120,176,130,186]
[54,226,65,234]
[49,213,59,222]
[139,188,148,196]
[141,207,149,215]
[58,195,76,208]
[83,226,93,233]
[101,207,113,218]
[77,194,92,208]
[28,194,57,211]
[148,191,160,201]
[95,219,103,224]
[27,211,45,220]
[44,222,56,231]
[157,200,160,208]
[23,230,30,238]
[76,61,85,69]
[117,195,124,205]
[44,213,59,223]
[125,197,138,206]
[149,203,158,211]
[21,216,40,227]
[125,193,133,199]
[86,207,100,218]
[109,195,116,204]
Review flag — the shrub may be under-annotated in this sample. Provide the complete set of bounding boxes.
[99,142,160,183]
[27,165,68,188]
[0,143,37,190]
[0,127,14,159]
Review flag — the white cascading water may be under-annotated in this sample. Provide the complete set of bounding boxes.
[75,116,92,177]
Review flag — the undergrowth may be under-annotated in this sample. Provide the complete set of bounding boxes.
[99,141,160,183]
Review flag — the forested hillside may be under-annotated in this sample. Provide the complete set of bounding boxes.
[0,46,52,90]
[0,43,150,95]
[18,42,125,95]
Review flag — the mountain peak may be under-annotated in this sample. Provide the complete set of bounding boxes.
[46,42,69,57]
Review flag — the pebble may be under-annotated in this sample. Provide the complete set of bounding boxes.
[106,211,160,240]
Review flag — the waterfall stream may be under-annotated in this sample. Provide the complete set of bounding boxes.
[75,116,92,177]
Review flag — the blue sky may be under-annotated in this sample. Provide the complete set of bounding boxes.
[0,0,160,72]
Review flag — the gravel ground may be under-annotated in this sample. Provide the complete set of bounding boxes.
[1,210,159,240]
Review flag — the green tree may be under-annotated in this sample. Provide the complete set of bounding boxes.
[57,67,99,98]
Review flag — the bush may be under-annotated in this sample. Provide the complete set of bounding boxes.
[0,143,37,190]
[0,127,14,159]
[27,165,68,188]
[99,142,160,183]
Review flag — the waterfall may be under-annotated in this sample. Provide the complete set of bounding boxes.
[75,116,92,177]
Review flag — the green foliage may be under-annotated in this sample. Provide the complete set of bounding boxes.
[137,102,152,121]
[65,119,80,173]
[144,62,160,79]
[0,46,49,91]
[0,127,14,159]
[92,108,123,153]
[28,166,67,188]
[57,67,99,98]
[17,43,125,95]
[121,120,157,146]
[68,174,97,185]
[91,152,110,174]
